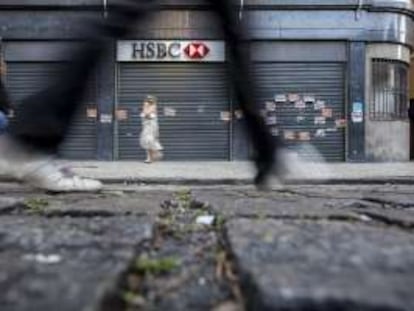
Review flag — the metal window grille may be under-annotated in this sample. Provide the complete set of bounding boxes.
[370,59,409,121]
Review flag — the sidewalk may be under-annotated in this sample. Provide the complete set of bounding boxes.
[63,160,414,184]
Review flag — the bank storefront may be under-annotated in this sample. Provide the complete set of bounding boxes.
[1,0,413,162]
[116,40,230,160]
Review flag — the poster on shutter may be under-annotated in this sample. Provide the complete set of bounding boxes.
[116,109,128,120]
[260,109,267,118]
[314,100,325,110]
[321,108,333,118]
[314,116,326,125]
[265,101,276,111]
[298,131,311,141]
[351,102,364,123]
[220,111,231,122]
[288,93,300,102]
[8,109,14,118]
[315,129,326,138]
[284,130,295,140]
[294,100,306,109]
[270,127,279,136]
[335,119,347,128]
[100,114,113,124]
[86,108,97,118]
[266,115,277,125]
[296,115,305,123]
[303,95,316,103]
[164,107,176,117]
[234,110,244,120]
[274,94,287,103]
[197,105,205,113]
[326,128,338,132]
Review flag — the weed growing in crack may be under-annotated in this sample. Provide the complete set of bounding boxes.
[214,215,226,229]
[122,291,146,308]
[174,189,192,210]
[134,255,180,276]
[24,198,49,214]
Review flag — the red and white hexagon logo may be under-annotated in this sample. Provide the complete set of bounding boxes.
[184,42,210,59]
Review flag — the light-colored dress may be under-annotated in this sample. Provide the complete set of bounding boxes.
[139,113,163,151]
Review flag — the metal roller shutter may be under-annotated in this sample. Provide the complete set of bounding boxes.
[117,63,230,160]
[254,63,346,162]
[5,62,98,159]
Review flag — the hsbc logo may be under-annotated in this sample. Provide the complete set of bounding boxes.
[184,43,210,59]
[118,40,224,62]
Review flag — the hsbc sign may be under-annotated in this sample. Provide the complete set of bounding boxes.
[117,40,225,62]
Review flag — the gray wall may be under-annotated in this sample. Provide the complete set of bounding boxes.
[365,44,411,161]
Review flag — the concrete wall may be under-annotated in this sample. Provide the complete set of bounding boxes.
[365,44,411,161]
[410,55,414,99]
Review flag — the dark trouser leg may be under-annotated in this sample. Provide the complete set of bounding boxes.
[208,1,278,185]
[8,1,155,153]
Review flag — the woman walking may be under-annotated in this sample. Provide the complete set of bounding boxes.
[140,95,163,163]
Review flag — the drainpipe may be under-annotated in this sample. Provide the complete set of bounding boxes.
[239,0,244,20]
[355,0,363,21]
[103,0,108,18]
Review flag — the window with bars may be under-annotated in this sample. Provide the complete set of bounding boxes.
[370,59,409,121]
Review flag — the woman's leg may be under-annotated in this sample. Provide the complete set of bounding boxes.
[145,150,152,163]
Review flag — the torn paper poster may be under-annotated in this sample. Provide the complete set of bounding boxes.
[274,94,287,103]
[314,100,325,110]
[283,130,296,140]
[294,100,306,109]
[266,115,277,125]
[116,109,128,120]
[220,111,232,121]
[335,119,347,128]
[270,127,279,136]
[86,108,97,118]
[321,108,333,118]
[314,116,326,125]
[315,129,326,137]
[265,101,276,111]
[298,131,311,141]
[164,107,177,117]
[303,95,316,103]
[288,93,300,102]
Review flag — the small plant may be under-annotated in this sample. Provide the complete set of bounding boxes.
[134,256,180,275]
[122,291,146,307]
[214,214,226,229]
[174,189,192,209]
[24,198,49,213]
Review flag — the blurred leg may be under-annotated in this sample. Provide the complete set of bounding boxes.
[8,0,157,153]
[208,0,279,186]
[0,1,156,191]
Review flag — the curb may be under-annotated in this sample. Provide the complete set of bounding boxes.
[2,176,414,186]
[100,177,414,186]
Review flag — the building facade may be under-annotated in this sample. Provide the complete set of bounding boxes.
[0,0,413,162]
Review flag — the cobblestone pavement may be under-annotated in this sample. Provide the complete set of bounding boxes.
[1,183,414,311]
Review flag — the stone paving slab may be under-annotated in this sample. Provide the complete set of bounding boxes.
[226,219,414,311]
[0,190,169,217]
[359,208,414,228]
[34,191,168,217]
[193,190,367,221]
[0,215,152,311]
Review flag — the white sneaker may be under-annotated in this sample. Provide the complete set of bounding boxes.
[25,162,103,193]
[0,136,103,192]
